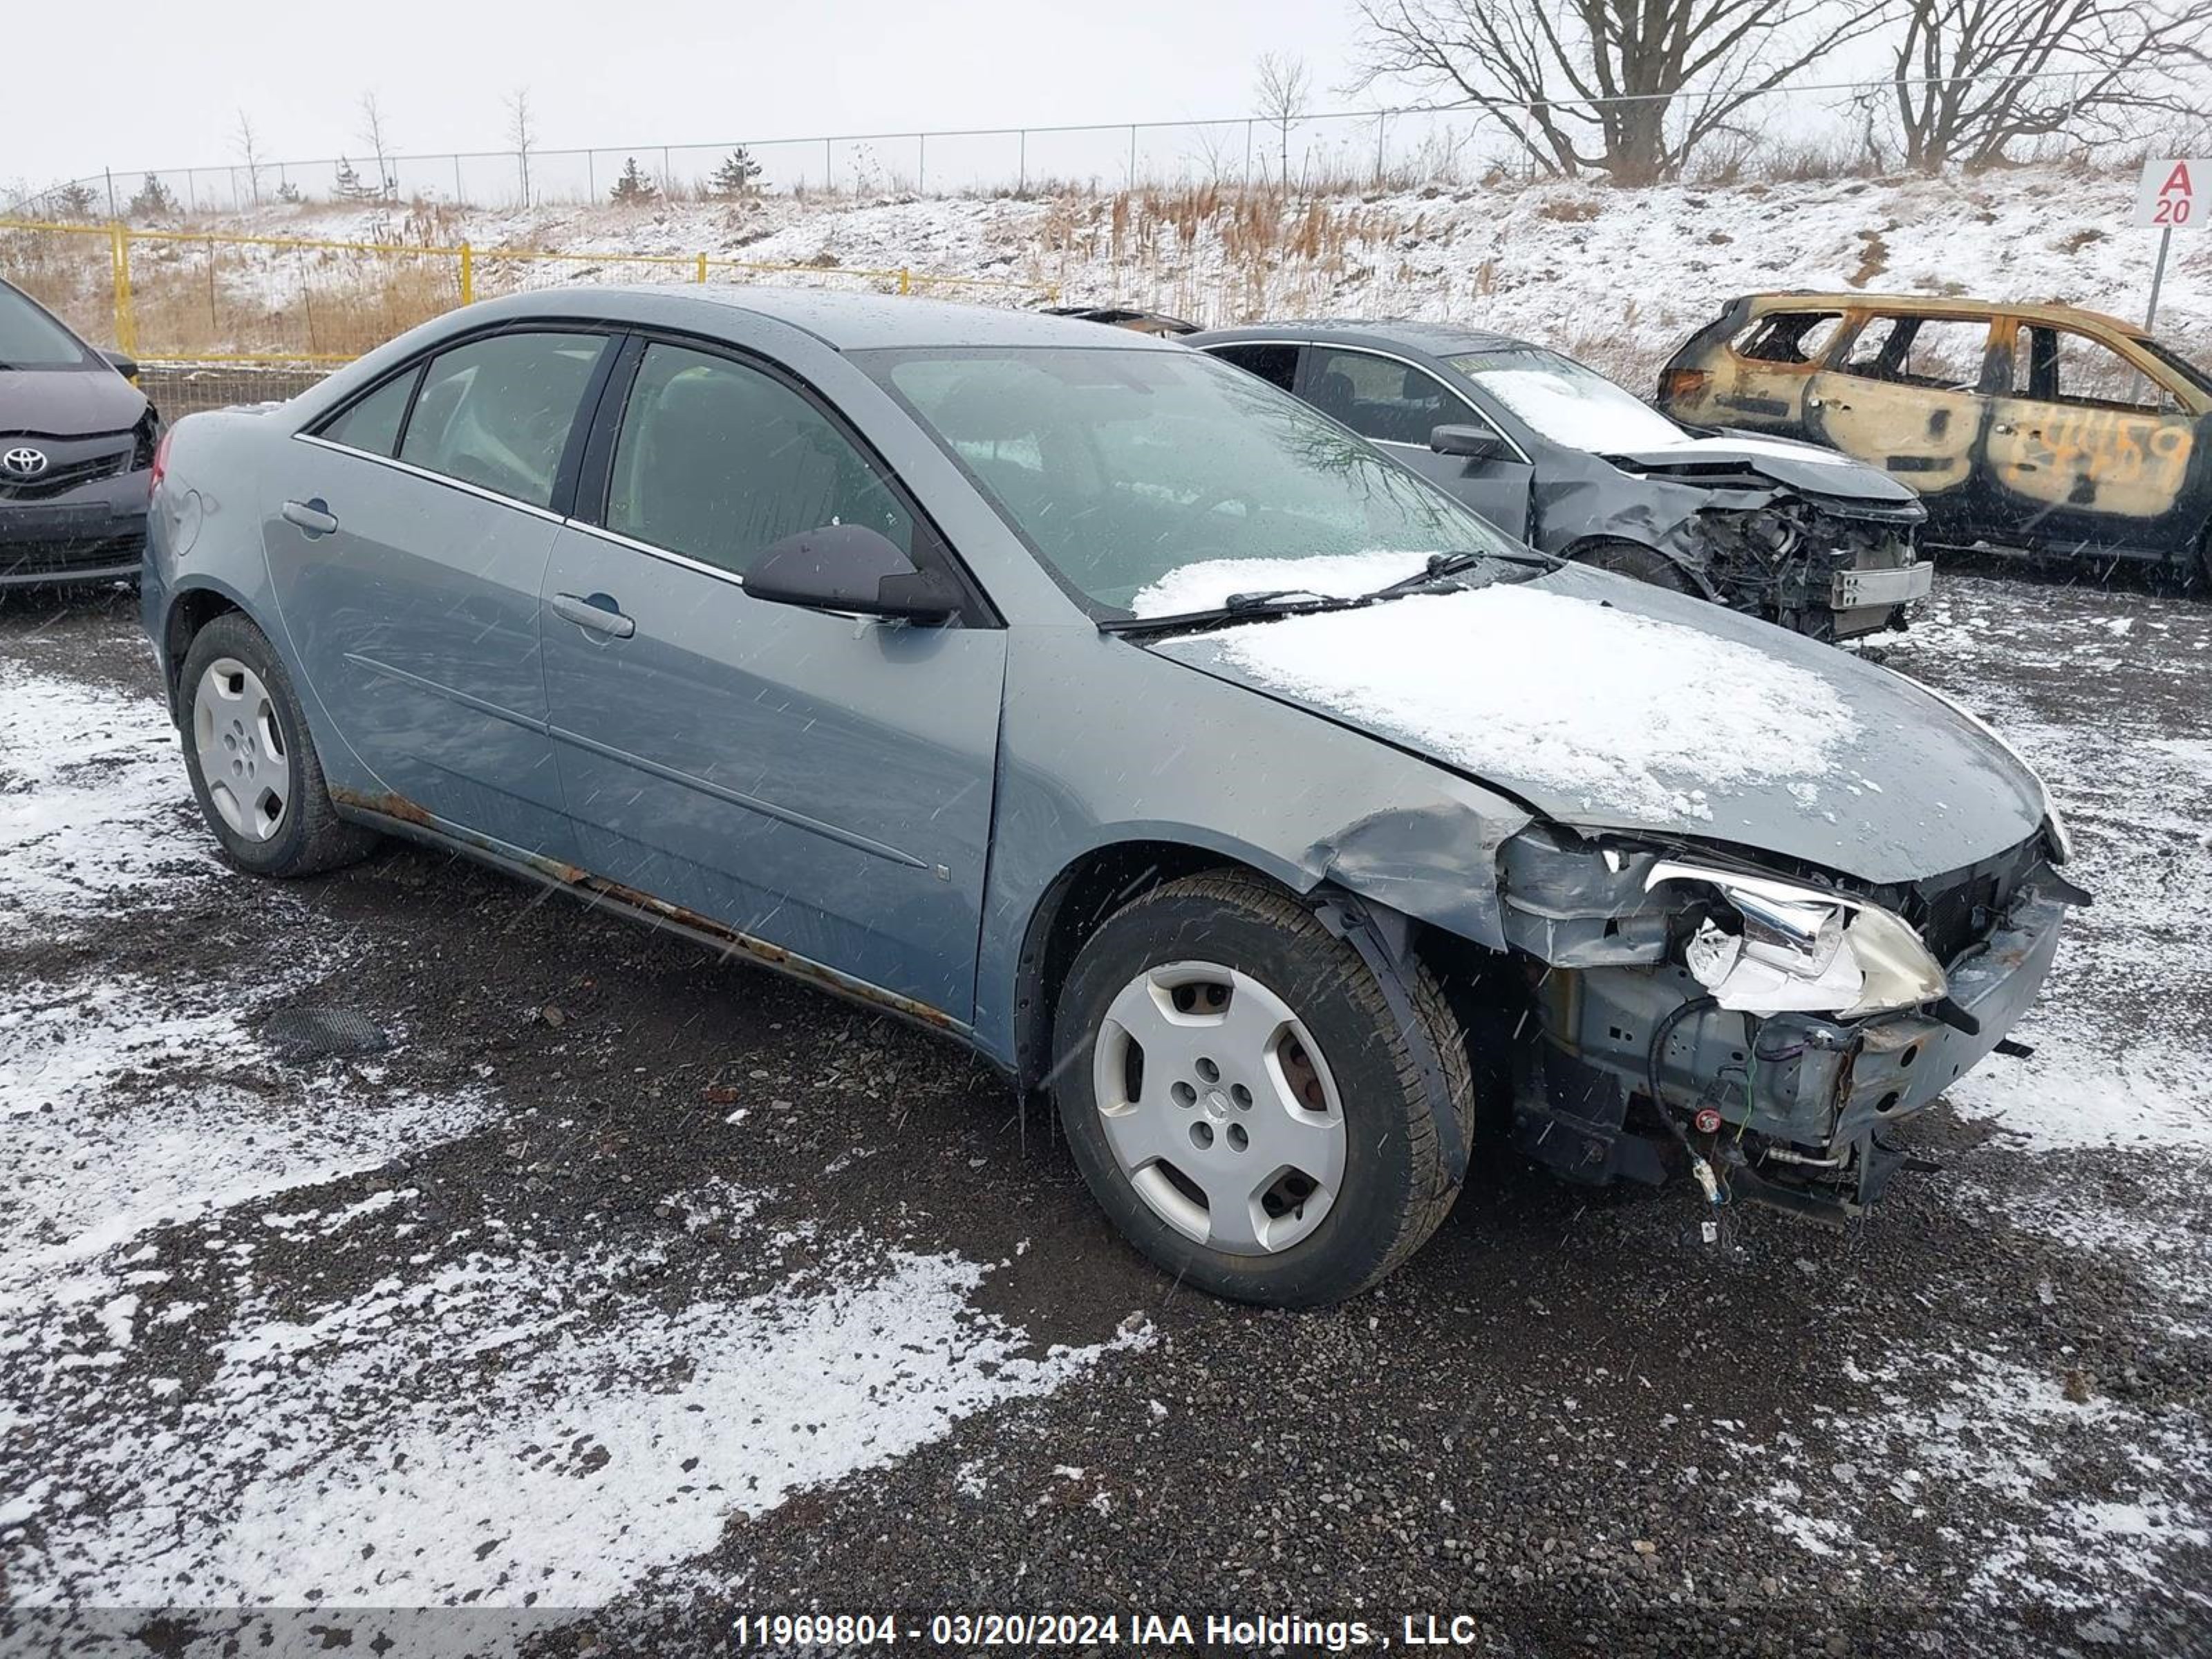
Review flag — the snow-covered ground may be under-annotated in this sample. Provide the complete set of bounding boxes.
[56,163,2212,384]
[0,650,1150,1615]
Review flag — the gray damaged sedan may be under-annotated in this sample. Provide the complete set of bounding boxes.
[142,290,2082,1306]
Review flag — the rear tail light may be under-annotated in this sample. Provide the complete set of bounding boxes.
[149,426,174,491]
[1660,368,1709,406]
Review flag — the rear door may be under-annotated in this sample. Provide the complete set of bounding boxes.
[1296,344,1534,540]
[1983,321,2209,559]
[1805,312,1999,543]
[538,337,1006,1020]
[265,328,615,858]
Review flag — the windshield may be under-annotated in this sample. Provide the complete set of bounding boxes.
[863,345,1518,614]
[1447,346,1683,453]
[0,283,94,368]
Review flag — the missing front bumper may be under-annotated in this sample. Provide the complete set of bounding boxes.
[1832,563,1936,609]
[1510,885,2070,1222]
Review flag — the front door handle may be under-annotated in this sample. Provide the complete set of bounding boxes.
[550,590,636,639]
[281,498,338,537]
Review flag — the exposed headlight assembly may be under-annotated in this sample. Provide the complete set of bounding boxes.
[1891,672,2073,864]
[1648,861,1947,1018]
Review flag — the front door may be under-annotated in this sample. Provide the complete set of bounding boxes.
[1982,321,2209,559]
[1298,345,1533,541]
[263,329,613,859]
[539,339,1005,1020]
[1805,312,1998,545]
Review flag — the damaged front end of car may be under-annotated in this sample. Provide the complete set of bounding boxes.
[1492,819,2084,1226]
[1681,491,1930,643]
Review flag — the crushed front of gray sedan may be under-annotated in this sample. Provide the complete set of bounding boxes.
[1553,443,1931,641]
[1494,822,2082,1226]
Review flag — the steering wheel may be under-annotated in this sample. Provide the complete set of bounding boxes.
[1184,485,1261,521]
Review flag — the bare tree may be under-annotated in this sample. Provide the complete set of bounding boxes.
[1253,53,1312,188]
[506,86,537,207]
[233,109,263,206]
[1352,0,1890,184]
[357,92,396,202]
[1880,0,2212,170]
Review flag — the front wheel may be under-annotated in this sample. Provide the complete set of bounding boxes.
[1572,537,1696,594]
[178,612,377,877]
[1051,872,1472,1307]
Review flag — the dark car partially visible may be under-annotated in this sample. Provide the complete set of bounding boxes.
[0,278,160,589]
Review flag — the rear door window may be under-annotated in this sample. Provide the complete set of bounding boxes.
[317,369,419,458]
[1202,342,1300,393]
[603,341,916,577]
[1836,316,1994,393]
[1304,347,1472,446]
[398,331,608,509]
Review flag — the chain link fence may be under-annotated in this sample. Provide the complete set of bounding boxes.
[16,71,2183,224]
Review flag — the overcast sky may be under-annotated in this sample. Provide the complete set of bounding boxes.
[6,0,1374,187]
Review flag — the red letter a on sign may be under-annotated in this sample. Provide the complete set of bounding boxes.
[2162,162,2193,197]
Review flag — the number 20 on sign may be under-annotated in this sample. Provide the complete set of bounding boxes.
[2135,158,2207,330]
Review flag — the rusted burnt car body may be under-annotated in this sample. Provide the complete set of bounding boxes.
[1185,320,1931,641]
[1659,293,2212,581]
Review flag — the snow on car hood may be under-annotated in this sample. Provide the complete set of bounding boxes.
[1604,433,1921,507]
[1146,564,2046,884]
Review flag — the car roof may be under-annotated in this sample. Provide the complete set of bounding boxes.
[574,285,1188,352]
[1736,290,2148,339]
[1187,318,1533,358]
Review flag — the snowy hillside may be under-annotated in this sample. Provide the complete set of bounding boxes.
[70,165,2212,380]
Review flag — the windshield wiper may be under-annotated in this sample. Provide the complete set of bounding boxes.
[1098,588,1375,638]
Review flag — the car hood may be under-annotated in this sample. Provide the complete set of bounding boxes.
[1602,432,1922,509]
[1145,565,2045,885]
[0,364,147,438]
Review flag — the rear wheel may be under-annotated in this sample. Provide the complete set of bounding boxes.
[1051,872,1472,1307]
[179,612,377,877]
[1573,537,1696,594]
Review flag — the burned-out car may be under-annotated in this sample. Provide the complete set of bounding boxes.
[1658,292,2212,582]
[144,289,2074,1308]
[1185,320,1932,640]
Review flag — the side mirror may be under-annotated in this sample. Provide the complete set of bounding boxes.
[100,348,140,381]
[745,523,962,623]
[1430,423,1509,462]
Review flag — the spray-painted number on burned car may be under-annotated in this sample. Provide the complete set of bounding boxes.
[1185,321,1931,641]
[144,288,2079,1310]
[1659,293,2212,582]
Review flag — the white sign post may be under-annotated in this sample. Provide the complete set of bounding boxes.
[2135,158,2208,332]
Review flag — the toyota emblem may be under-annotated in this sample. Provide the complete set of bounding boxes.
[1,446,48,478]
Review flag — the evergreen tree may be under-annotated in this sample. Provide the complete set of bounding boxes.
[609,156,659,205]
[334,157,376,201]
[707,147,763,198]
[276,180,303,204]
[127,174,178,218]
[55,182,98,219]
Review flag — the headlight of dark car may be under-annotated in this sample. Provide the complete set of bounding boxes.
[131,406,162,471]
[1647,859,1948,1018]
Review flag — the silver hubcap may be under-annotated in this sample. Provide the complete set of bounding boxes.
[1092,960,1347,1256]
[191,657,290,842]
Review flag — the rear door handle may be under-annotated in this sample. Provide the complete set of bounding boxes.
[550,590,636,639]
[281,498,338,536]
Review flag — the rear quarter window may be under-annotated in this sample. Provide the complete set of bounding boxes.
[316,369,418,458]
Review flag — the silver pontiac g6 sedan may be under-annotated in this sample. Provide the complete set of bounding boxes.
[142,290,2081,1306]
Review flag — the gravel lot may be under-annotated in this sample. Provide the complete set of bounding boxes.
[1,571,2208,1658]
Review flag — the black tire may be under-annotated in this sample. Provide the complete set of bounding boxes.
[177,612,377,878]
[1573,537,1696,594]
[1051,871,1473,1308]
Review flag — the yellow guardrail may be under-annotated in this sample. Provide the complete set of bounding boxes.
[0,218,1056,365]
